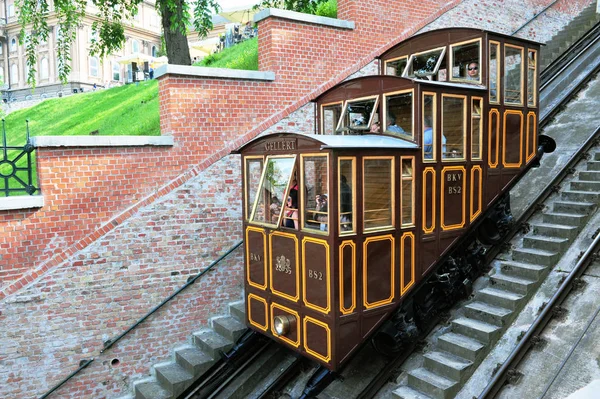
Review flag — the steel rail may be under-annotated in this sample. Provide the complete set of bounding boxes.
[39,240,243,399]
[478,222,600,398]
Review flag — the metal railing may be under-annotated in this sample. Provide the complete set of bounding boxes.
[0,119,38,197]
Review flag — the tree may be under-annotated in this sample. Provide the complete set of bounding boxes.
[17,0,220,87]
[252,0,329,14]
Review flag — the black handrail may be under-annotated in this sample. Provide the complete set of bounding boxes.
[39,240,243,399]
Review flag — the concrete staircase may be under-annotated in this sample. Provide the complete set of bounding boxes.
[393,151,600,399]
[126,300,248,399]
[540,2,600,70]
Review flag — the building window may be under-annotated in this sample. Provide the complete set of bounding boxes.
[40,58,49,80]
[0,66,4,83]
[11,64,18,84]
[152,45,157,57]
[0,44,3,55]
[112,62,120,81]
[10,38,17,52]
[132,40,140,53]
[90,56,99,77]
[7,4,14,17]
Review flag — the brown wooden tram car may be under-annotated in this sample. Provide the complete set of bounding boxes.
[236,28,544,371]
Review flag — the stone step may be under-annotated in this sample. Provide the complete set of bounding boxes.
[135,380,171,399]
[490,273,538,295]
[499,261,548,280]
[587,161,600,171]
[192,329,233,360]
[579,171,600,181]
[542,212,588,228]
[512,247,560,266]
[477,286,525,311]
[175,345,215,378]
[393,385,434,399]
[553,200,596,215]
[522,234,569,253]
[407,367,459,399]
[212,316,247,343]
[154,363,193,398]
[437,332,485,362]
[451,317,502,344]
[531,222,579,240]
[561,189,599,202]
[229,300,246,322]
[464,301,513,327]
[570,180,600,192]
[423,351,473,384]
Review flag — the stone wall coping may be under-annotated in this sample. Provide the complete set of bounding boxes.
[30,136,174,147]
[0,195,44,210]
[154,65,276,80]
[254,8,355,30]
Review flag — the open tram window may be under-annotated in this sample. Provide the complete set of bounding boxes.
[401,157,414,226]
[472,97,483,160]
[442,95,466,161]
[244,156,264,220]
[338,158,355,234]
[489,41,500,104]
[337,96,379,134]
[404,47,446,80]
[422,92,438,161]
[302,155,329,233]
[363,157,394,231]
[504,44,524,106]
[527,49,537,107]
[384,90,413,139]
[250,156,296,227]
[449,39,481,83]
[384,56,408,76]
[321,102,343,135]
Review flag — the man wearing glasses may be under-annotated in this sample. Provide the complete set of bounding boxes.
[466,62,479,81]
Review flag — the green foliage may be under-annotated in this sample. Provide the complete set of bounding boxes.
[197,37,258,70]
[253,0,330,14]
[4,81,160,139]
[315,0,336,18]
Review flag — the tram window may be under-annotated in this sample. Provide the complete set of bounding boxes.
[504,44,524,106]
[337,96,379,134]
[302,155,329,233]
[250,156,296,227]
[527,49,537,107]
[489,41,500,104]
[384,90,413,139]
[471,97,483,160]
[450,39,481,83]
[363,157,394,231]
[401,157,414,226]
[245,157,264,220]
[385,56,408,76]
[339,158,355,234]
[422,93,437,161]
[322,102,342,135]
[442,95,466,160]
[404,47,446,80]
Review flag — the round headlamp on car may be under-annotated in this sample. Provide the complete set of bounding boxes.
[273,315,296,336]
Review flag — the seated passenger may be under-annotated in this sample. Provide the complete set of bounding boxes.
[423,116,446,159]
[316,194,328,232]
[466,62,479,81]
[283,196,298,229]
[386,114,405,134]
[270,196,281,223]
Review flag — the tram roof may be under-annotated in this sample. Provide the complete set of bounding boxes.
[234,132,419,153]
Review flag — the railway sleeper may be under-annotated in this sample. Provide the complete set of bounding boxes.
[391,150,600,399]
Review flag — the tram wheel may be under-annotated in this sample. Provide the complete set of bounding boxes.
[477,217,501,245]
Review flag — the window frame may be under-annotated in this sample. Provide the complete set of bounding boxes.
[503,43,525,106]
[489,41,501,104]
[336,95,380,134]
[527,48,537,107]
[132,39,140,54]
[338,157,356,236]
[471,96,483,161]
[244,155,264,221]
[448,38,482,84]
[89,56,99,77]
[403,46,446,80]
[422,91,437,163]
[40,58,49,80]
[320,101,343,135]
[400,156,415,227]
[383,88,414,140]
[384,55,408,76]
[362,156,395,233]
[441,93,467,162]
[300,153,330,235]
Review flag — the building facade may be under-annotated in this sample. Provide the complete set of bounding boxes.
[0,0,161,101]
